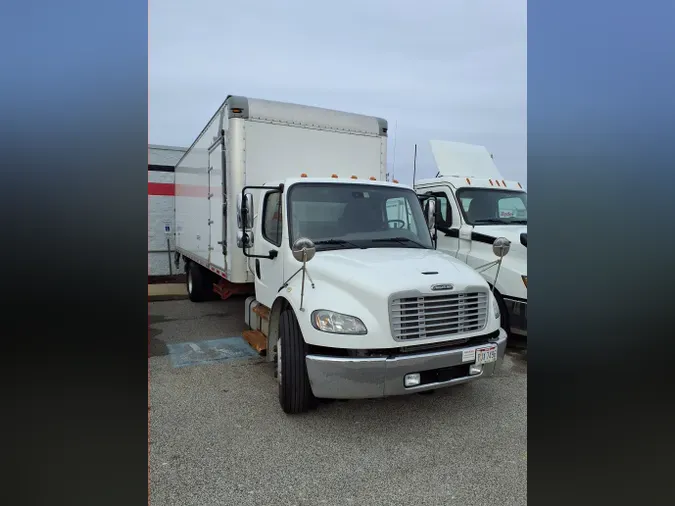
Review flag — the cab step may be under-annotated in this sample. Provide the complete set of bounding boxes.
[242,329,267,355]
[252,304,270,321]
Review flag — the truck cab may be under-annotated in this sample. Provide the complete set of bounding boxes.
[415,141,527,338]
[239,177,509,413]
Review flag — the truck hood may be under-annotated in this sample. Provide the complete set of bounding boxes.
[304,247,488,297]
[474,225,528,250]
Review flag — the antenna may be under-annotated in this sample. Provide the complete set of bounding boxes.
[390,120,398,182]
[412,143,418,187]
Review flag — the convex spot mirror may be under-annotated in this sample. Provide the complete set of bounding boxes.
[492,237,511,258]
[292,238,316,263]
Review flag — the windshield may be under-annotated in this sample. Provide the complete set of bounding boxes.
[287,183,434,251]
[456,188,527,225]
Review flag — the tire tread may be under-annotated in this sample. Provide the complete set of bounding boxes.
[279,309,313,414]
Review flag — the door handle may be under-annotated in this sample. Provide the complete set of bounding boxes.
[255,259,261,279]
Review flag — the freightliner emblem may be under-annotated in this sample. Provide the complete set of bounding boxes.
[431,283,454,291]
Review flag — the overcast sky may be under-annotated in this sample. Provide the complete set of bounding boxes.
[149,0,526,185]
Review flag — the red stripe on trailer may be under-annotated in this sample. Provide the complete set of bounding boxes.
[175,184,210,198]
[148,182,210,198]
[148,182,175,196]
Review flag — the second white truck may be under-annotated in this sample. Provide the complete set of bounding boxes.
[415,140,527,338]
[175,96,510,414]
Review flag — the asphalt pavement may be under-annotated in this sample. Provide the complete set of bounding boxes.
[149,298,527,506]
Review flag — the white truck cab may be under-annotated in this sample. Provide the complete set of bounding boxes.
[175,97,511,414]
[415,140,527,338]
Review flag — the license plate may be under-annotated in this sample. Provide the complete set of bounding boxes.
[475,346,498,365]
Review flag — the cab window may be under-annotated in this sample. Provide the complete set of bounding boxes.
[262,191,282,246]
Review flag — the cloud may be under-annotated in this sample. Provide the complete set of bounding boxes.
[150,0,526,184]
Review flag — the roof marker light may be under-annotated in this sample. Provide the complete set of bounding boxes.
[518,182,523,189]
[331,174,338,178]
[300,173,308,178]
[369,176,376,181]
[489,179,494,186]
[351,175,358,179]
[502,180,507,186]
[495,180,501,187]
[393,179,399,184]
[465,178,471,185]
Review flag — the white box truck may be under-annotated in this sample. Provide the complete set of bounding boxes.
[174,96,511,414]
[415,140,527,338]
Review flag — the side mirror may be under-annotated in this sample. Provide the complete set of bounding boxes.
[292,237,316,263]
[237,193,254,230]
[492,237,511,258]
[425,199,436,231]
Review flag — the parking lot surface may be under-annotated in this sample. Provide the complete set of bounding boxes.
[149,297,527,506]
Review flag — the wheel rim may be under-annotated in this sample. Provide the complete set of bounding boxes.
[187,270,193,294]
[277,338,282,385]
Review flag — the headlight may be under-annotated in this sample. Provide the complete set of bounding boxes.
[491,293,500,320]
[522,275,527,287]
[311,310,367,335]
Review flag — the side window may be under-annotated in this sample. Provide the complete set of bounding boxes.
[432,193,452,229]
[385,197,418,233]
[262,191,282,246]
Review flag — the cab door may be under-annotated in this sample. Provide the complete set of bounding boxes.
[251,189,285,308]
[419,187,460,258]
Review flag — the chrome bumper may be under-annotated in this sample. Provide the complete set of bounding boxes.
[305,329,508,399]
[503,298,527,337]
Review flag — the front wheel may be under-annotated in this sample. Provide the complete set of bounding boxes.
[278,309,314,414]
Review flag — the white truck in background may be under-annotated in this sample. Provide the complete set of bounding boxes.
[174,96,510,414]
[415,140,527,338]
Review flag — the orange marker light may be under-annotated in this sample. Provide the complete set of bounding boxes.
[495,180,501,187]
[331,174,338,178]
[393,179,399,184]
[300,173,308,178]
[351,175,357,179]
[465,178,471,185]
[489,179,494,186]
[369,176,376,181]
[502,180,506,186]
[518,182,523,189]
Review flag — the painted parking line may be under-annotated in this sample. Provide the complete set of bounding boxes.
[167,337,259,368]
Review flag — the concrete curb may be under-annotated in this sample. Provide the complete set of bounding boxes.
[148,283,187,302]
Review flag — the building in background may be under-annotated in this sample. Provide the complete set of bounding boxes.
[148,144,187,280]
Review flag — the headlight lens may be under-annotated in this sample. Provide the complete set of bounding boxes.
[522,275,527,287]
[311,310,367,335]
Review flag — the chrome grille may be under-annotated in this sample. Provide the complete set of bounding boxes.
[390,291,489,340]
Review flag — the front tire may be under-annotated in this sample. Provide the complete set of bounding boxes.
[278,309,314,414]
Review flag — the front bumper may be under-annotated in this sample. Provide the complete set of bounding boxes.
[503,298,527,337]
[305,328,507,399]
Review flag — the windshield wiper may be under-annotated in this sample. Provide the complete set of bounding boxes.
[371,237,427,248]
[313,239,366,249]
[510,220,528,224]
[473,218,511,225]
